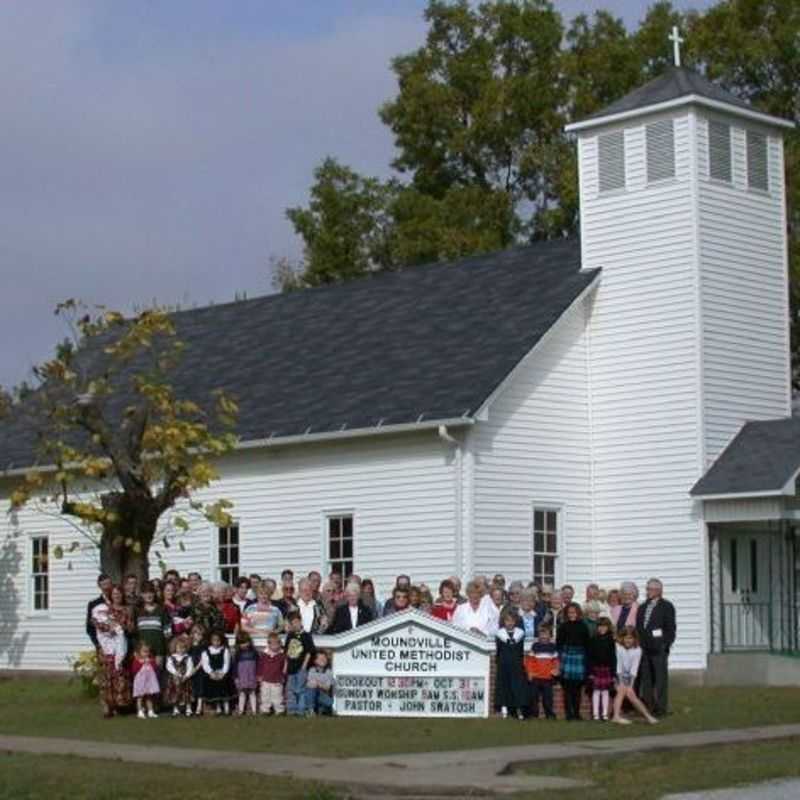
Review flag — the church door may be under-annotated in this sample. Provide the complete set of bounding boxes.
[720,532,771,650]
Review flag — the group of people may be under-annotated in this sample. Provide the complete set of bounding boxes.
[86,568,675,723]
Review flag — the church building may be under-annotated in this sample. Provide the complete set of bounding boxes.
[1,62,797,679]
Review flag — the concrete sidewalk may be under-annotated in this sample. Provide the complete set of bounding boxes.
[665,780,800,800]
[2,723,800,797]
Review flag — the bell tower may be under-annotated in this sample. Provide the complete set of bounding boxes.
[565,42,794,668]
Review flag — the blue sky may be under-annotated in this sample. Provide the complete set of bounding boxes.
[0,1,711,389]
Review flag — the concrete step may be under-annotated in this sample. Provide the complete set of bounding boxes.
[706,653,800,686]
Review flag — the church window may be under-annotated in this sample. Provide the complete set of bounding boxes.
[598,130,626,192]
[708,120,732,182]
[533,508,559,587]
[746,130,769,191]
[646,118,675,183]
[217,524,239,584]
[327,514,354,579]
[30,535,49,612]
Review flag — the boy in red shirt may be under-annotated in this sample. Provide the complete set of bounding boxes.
[257,631,286,715]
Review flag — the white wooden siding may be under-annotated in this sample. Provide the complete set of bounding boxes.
[580,111,708,669]
[0,431,458,671]
[696,114,791,462]
[469,294,594,586]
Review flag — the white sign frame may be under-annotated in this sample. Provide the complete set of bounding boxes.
[314,609,495,719]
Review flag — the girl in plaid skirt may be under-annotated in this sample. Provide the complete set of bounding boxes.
[556,603,590,720]
[587,617,617,720]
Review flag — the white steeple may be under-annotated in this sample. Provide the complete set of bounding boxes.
[564,68,793,671]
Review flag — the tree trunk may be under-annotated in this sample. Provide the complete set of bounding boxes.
[99,537,151,585]
[97,494,158,584]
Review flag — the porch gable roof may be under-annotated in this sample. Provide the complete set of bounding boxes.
[691,417,800,499]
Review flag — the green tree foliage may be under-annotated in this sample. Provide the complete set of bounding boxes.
[7,302,238,582]
[285,158,395,287]
[380,1,565,210]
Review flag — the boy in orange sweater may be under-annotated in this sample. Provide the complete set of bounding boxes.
[523,624,559,719]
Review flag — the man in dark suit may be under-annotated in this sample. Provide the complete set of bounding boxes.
[637,577,676,717]
[329,582,373,634]
[85,573,113,648]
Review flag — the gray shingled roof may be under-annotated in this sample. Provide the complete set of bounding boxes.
[691,418,800,497]
[582,66,754,123]
[0,238,599,472]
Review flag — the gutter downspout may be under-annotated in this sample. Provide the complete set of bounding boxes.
[438,425,463,582]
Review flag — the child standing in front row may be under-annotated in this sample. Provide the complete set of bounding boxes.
[612,626,658,725]
[201,629,232,716]
[258,631,286,715]
[556,602,590,720]
[131,642,161,719]
[188,624,207,716]
[233,632,259,716]
[284,611,314,716]
[495,610,528,720]
[587,617,616,721]
[305,651,335,716]
[165,634,195,716]
[524,624,559,719]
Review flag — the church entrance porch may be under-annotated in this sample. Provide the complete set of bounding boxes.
[709,522,799,655]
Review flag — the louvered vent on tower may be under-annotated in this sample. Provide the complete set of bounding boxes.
[747,130,769,191]
[598,130,625,193]
[709,120,732,182]
[646,119,676,183]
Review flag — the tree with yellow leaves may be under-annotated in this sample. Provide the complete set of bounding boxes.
[4,301,238,582]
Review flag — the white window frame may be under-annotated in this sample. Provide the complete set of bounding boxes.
[531,505,564,589]
[29,534,50,615]
[322,510,355,580]
[216,522,240,585]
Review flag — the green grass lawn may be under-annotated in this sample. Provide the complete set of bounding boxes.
[1,677,799,759]
[518,737,800,800]
[0,753,337,800]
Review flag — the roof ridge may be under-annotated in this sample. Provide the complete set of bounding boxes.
[170,236,581,320]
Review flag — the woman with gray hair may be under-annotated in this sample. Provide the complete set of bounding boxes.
[500,580,525,624]
[611,581,639,630]
[297,577,328,633]
[452,580,498,637]
[328,581,373,633]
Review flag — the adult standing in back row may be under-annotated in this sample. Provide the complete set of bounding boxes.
[637,578,676,718]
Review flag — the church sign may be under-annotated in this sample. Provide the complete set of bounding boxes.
[314,610,494,718]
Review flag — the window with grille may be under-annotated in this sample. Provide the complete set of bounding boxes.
[709,120,732,182]
[327,515,354,578]
[533,508,559,587]
[217,524,239,584]
[31,536,49,612]
[598,130,626,192]
[646,119,676,183]
[747,130,769,191]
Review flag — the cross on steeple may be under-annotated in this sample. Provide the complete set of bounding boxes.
[669,25,684,68]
